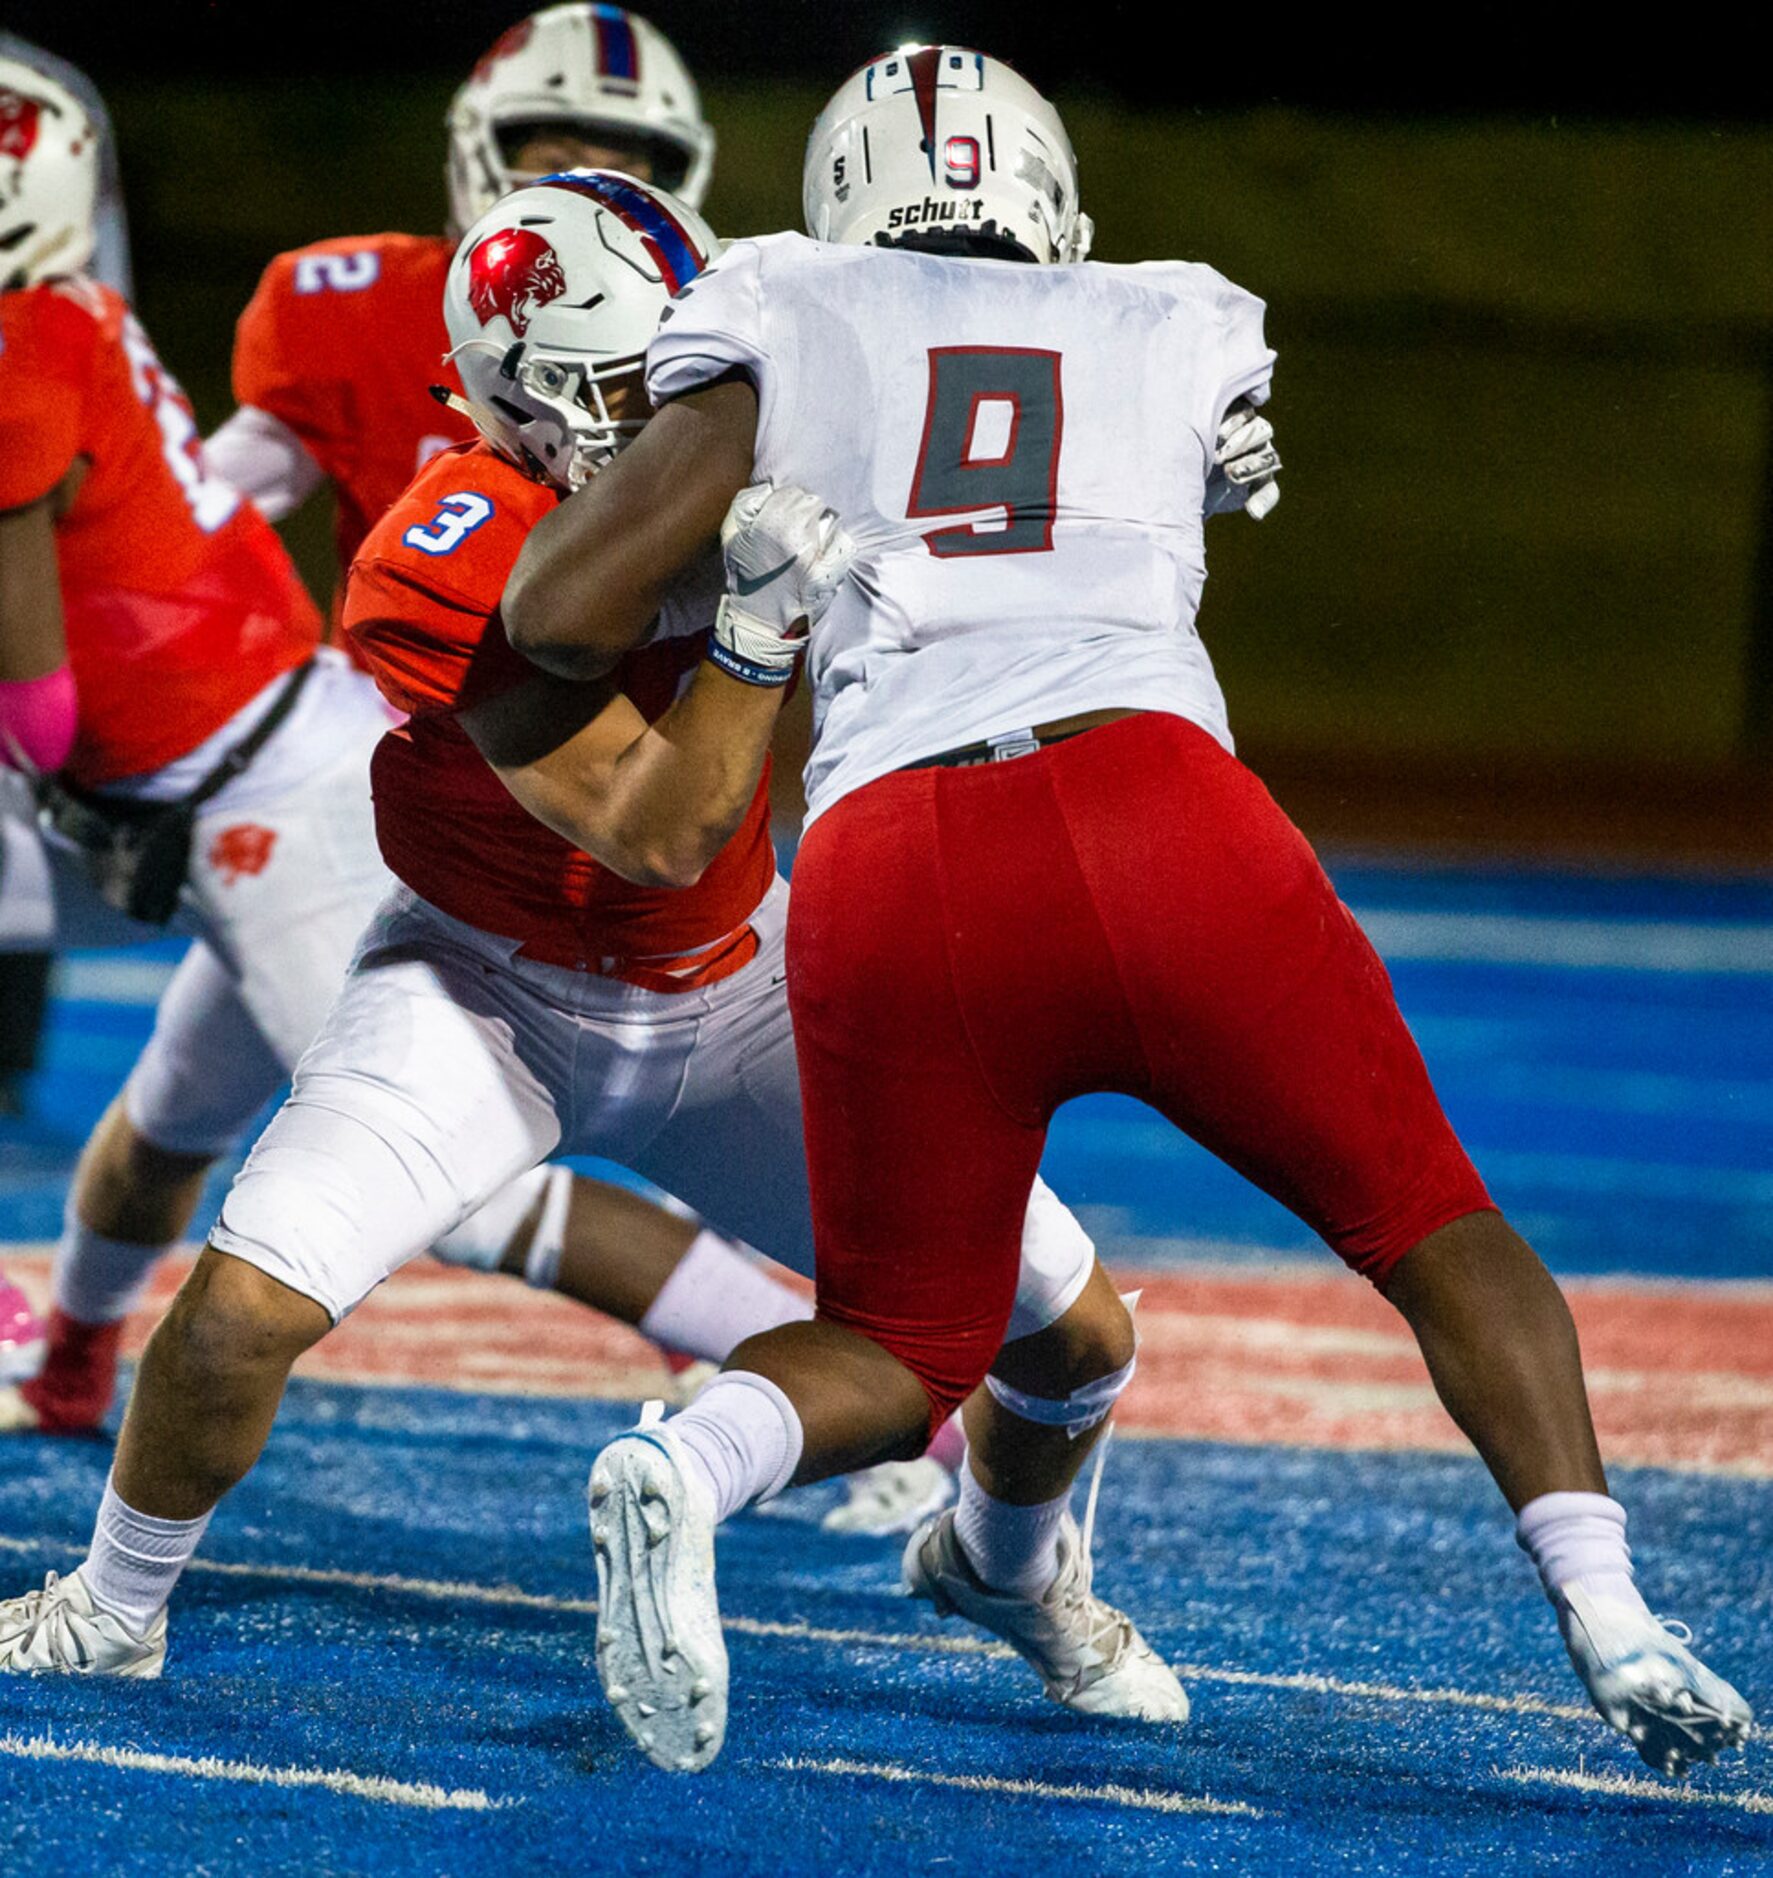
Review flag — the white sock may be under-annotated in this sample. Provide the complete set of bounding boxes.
[667,1370,803,1524]
[1515,1490,1649,1612]
[79,1474,213,1637]
[954,1463,1069,1599]
[638,1230,813,1363]
[53,1211,166,1325]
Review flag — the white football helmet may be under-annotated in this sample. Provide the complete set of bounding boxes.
[442,169,717,490]
[803,47,1091,266]
[0,59,98,293]
[446,6,714,232]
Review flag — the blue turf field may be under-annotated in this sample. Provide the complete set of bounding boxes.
[2,858,1771,1873]
[4,1386,1772,1875]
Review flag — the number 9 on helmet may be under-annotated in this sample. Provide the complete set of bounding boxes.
[802,46,1092,267]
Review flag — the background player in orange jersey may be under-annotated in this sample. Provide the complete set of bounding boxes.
[204,4,714,614]
[0,30,135,1124]
[0,59,834,1455]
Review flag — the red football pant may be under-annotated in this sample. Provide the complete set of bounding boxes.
[787,712,1494,1431]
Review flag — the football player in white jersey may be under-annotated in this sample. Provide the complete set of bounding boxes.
[502,49,1754,1777]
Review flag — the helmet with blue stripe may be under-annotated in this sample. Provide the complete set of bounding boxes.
[446,6,715,233]
[442,168,717,490]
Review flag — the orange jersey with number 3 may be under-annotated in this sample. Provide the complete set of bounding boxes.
[344,442,774,977]
[0,278,321,786]
[231,233,475,590]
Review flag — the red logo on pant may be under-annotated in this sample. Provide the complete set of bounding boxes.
[208,824,277,884]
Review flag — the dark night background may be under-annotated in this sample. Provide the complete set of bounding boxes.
[5,2,1768,858]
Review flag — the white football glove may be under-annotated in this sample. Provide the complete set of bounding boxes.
[711,483,855,687]
[1208,401,1281,521]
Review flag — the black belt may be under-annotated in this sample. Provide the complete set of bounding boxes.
[897,721,1100,773]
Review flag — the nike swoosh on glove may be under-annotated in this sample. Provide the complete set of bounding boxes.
[711,484,856,686]
[1208,403,1281,520]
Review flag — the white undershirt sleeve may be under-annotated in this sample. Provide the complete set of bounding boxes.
[202,405,326,522]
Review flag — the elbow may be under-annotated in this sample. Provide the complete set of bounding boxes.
[591,819,721,892]
[503,552,628,682]
[500,562,558,665]
[615,839,711,893]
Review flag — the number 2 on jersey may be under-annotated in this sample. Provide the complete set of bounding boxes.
[403,492,494,556]
[906,347,1064,557]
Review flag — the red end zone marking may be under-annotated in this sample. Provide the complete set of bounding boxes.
[6,1255,1771,1476]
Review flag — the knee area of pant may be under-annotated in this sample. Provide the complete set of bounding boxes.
[157,1255,328,1377]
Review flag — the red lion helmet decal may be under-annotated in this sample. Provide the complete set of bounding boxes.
[466,227,568,336]
[0,87,44,164]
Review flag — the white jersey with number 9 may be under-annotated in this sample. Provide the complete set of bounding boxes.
[646,231,1275,823]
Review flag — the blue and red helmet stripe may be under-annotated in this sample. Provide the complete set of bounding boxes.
[537,171,706,294]
[589,4,639,81]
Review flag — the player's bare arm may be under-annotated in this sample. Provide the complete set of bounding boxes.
[0,494,66,681]
[474,475,852,881]
[460,660,786,890]
[504,378,757,679]
[0,479,80,774]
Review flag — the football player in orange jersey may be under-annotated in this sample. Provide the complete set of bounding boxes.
[0,58,830,1449]
[203,6,967,1536]
[0,175,1105,1682]
[205,3,715,615]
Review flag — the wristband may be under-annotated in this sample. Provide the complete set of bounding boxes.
[707,639,796,688]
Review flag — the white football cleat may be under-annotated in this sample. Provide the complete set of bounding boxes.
[0,1569,165,1678]
[903,1508,1189,1724]
[588,1405,727,1773]
[822,1456,956,1538]
[1558,1583,1754,1776]
[0,1277,45,1389]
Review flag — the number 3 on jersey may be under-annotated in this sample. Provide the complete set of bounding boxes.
[907,347,1064,557]
[403,492,494,556]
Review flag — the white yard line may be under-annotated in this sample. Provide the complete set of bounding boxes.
[771,1755,1261,1817]
[1496,1762,1773,1815]
[0,1730,502,1810]
[46,913,1773,1009]
[0,1534,1606,1726]
[1350,909,1773,976]
[52,959,180,1006]
[11,1533,1767,1796]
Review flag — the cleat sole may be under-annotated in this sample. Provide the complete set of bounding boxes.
[588,1436,728,1774]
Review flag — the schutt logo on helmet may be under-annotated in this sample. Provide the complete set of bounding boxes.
[466,228,568,336]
